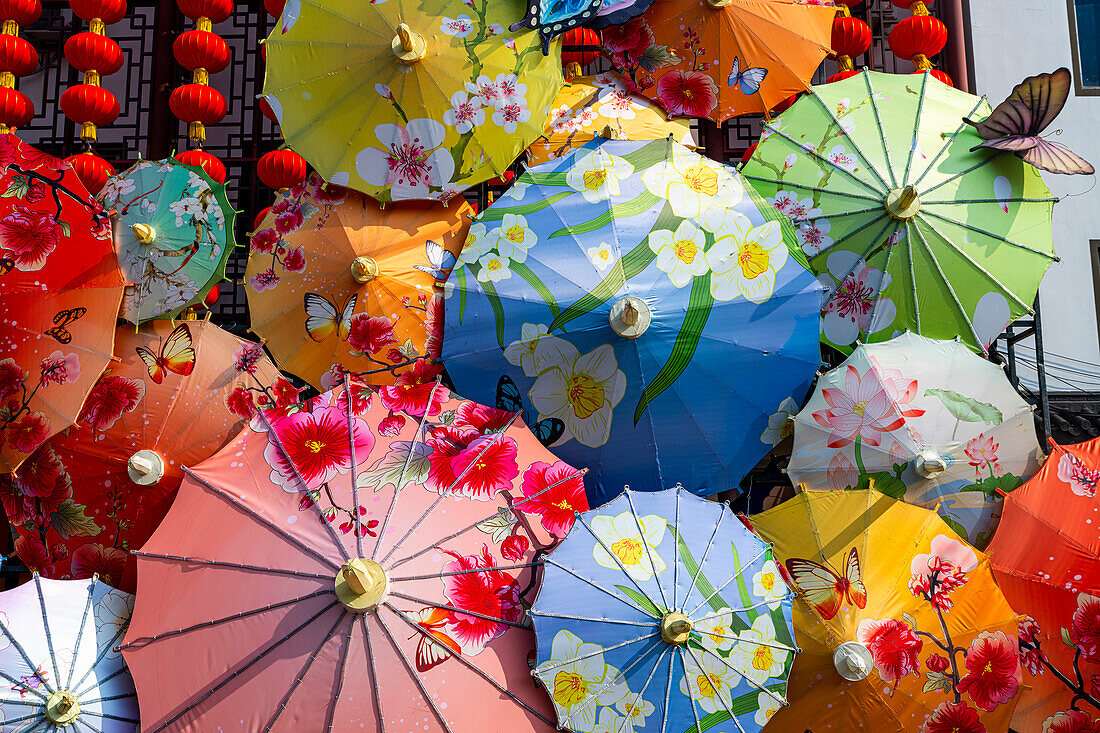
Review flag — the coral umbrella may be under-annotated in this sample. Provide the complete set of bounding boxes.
[604,0,835,121]
[0,319,287,592]
[787,332,1043,547]
[987,437,1100,731]
[0,134,124,473]
[532,486,797,733]
[98,157,234,322]
[245,173,471,391]
[121,375,589,731]
[527,71,693,167]
[0,575,138,732]
[262,0,564,203]
[752,489,1023,733]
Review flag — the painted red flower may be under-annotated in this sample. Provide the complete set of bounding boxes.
[453,401,514,434]
[249,267,280,292]
[264,402,374,491]
[813,365,906,448]
[80,374,145,431]
[441,545,522,654]
[1072,593,1100,661]
[378,413,405,437]
[446,435,519,500]
[0,357,23,401]
[250,228,279,254]
[926,653,949,673]
[71,543,127,584]
[19,144,65,172]
[14,534,55,577]
[0,133,18,168]
[379,359,449,417]
[500,534,529,562]
[1042,710,1100,733]
[39,351,80,387]
[348,314,397,355]
[1,210,62,271]
[656,70,719,118]
[0,477,35,524]
[233,342,265,374]
[1018,615,1044,676]
[957,630,1020,711]
[274,207,304,235]
[519,460,587,538]
[12,444,64,498]
[909,534,977,610]
[965,433,1003,477]
[9,410,49,453]
[921,702,986,733]
[335,380,375,416]
[1058,452,1100,498]
[311,175,347,204]
[271,376,301,408]
[283,247,307,272]
[856,617,923,684]
[225,386,256,420]
[602,16,655,67]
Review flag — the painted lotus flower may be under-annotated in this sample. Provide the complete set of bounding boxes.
[440,546,522,655]
[821,251,896,347]
[856,617,923,684]
[704,209,787,303]
[965,433,1003,477]
[264,400,374,492]
[730,614,789,687]
[529,342,626,449]
[1058,452,1100,498]
[590,510,667,581]
[534,629,628,733]
[518,460,587,538]
[648,219,708,288]
[827,452,859,491]
[566,149,634,204]
[813,365,906,448]
[355,119,455,200]
[956,630,1020,711]
[642,144,743,219]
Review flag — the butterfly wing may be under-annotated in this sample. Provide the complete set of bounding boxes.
[337,294,357,341]
[54,307,87,325]
[784,558,845,620]
[304,293,340,342]
[0,258,14,275]
[160,323,196,377]
[738,66,768,96]
[416,628,461,672]
[970,97,1035,141]
[1006,67,1072,135]
[1021,137,1096,175]
[727,56,741,87]
[413,240,459,281]
[844,547,868,609]
[45,327,72,344]
[495,375,524,413]
[533,418,565,447]
[135,346,165,384]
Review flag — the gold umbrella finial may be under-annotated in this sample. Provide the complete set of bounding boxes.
[392,23,427,63]
[132,222,156,244]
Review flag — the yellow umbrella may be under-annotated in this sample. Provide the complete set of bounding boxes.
[526,70,694,166]
[263,0,564,203]
[245,173,471,389]
[752,490,1023,732]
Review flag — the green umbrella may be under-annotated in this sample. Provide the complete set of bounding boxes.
[741,70,1058,355]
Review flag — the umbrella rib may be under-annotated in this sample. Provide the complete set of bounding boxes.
[673,486,681,612]
[861,221,902,343]
[379,412,521,566]
[0,712,48,729]
[77,711,141,724]
[613,648,668,733]
[567,638,664,726]
[33,574,62,693]
[905,220,921,333]
[863,70,899,188]
[129,550,333,581]
[343,375,364,558]
[0,671,49,702]
[788,205,885,223]
[740,175,883,203]
[252,409,351,563]
[921,196,1059,205]
[659,649,675,733]
[917,150,1007,198]
[807,211,890,262]
[901,71,931,185]
[917,208,1059,260]
[373,611,455,733]
[692,629,797,653]
[384,603,558,726]
[391,562,541,582]
[119,589,332,650]
[69,624,128,696]
[818,218,897,318]
[625,489,670,610]
[696,644,789,707]
[386,591,530,630]
[532,631,659,674]
[183,466,341,571]
[148,601,341,733]
[758,124,886,196]
[910,222,986,351]
[809,86,892,192]
[692,597,794,625]
[681,509,727,614]
[574,512,665,613]
[908,95,989,189]
[322,616,355,733]
[684,645,751,733]
[359,616,385,733]
[371,378,444,563]
[677,647,704,733]
[65,580,97,690]
[686,546,770,617]
[73,664,128,699]
[73,692,137,706]
[263,610,349,732]
[527,610,657,627]
[385,468,587,571]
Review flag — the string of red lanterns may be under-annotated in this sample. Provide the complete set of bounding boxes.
[889,0,954,86]
[827,0,871,83]
[256,0,307,194]
[0,0,40,134]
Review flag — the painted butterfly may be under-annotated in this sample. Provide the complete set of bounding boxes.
[495,375,565,448]
[304,292,356,343]
[728,56,768,96]
[0,257,14,276]
[413,240,457,283]
[784,546,867,620]
[412,607,461,673]
[510,0,604,55]
[136,323,196,384]
[46,307,87,344]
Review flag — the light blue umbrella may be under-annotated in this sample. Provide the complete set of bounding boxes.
[531,486,797,733]
[443,137,823,505]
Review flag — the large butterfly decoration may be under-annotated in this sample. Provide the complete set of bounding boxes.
[728,56,768,96]
[136,323,196,384]
[46,307,87,344]
[495,375,565,448]
[412,607,461,672]
[304,292,356,343]
[510,0,604,55]
[965,67,1094,175]
[413,240,457,284]
[784,546,867,621]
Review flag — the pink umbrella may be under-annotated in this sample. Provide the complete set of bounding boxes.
[121,369,590,731]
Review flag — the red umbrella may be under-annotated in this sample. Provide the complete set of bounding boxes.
[0,133,124,471]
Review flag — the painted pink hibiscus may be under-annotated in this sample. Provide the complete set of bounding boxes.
[1,210,62,271]
[441,546,522,654]
[921,702,986,733]
[1058,452,1100,498]
[264,401,374,492]
[378,359,449,417]
[856,617,923,685]
[79,374,145,431]
[812,365,906,448]
[9,411,49,453]
[71,543,127,584]
[426,424,519,500]
[956,630,1020,711]
[1042,710,1100,733]
[1072,593,1100,661]
[519,460,588,538]
[656,70,718,117]
[347,314,397,355]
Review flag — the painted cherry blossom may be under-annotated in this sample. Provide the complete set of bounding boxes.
[1057,451,1100,498]
[821,251,896,347]
[827,144,858,172]
[443,90,484,134]
[440,14,474,37]
[355,119,455,199]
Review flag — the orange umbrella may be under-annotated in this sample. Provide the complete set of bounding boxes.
[0,134,124,472]
[988,437,1100,731]
[603,0,835,121]
[0,319,288,591]
[526,71,694,167]
[245,173,471,391]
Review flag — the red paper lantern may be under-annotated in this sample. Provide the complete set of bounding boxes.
[64,32,123,75]
[771,94,798,115]
[176,148,226,183]
[0,0,41,26]
[561,27,600,68]
[832,16,871,58]
[69,0,126,24]
[259,42,266,63]
[176,0,232,22]
[202,283,220,308]
[254,205,271,229]
[174,29,230,73]
[889,15,947,66]
[65,152,115,194]
[488,170,514,187]
[0,34,36,77]
[741,142,758,163]
[257,96,278,123]
[169,83,227,124]
[263,0,284,17]
[826,69,861,84]
[891,0,933,8]
[60,84,120,126]
[913,68,953,86]
[0,86,32,127]
[257,148,306,190]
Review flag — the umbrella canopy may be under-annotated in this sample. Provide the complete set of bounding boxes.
[0,134,124,473]
[532,486,797,733]
[752,489,1022,733]
[122,376,589,731]
[1,320,286,591]
[443,137,823,505]
[246,173,470,390]
[987,437,1100,732]
[602,0,835,121]
[588,0,658,29]
[99,158,234,323]
[526,72,693,167]
[741,70,1059,355]
[263,0,564,203]
[0,575,138,732]
[787,332,1043,547]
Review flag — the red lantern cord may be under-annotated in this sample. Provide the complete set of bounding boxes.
[0,0,40,133]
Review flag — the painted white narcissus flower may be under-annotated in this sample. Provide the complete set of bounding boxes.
[476,252,512,283]
[587,241,616,271]
[730,614,789,687]
[615,697,654,729]
[761,396,798,445]
[648,219,708,288]
[753,559,787,609]
[534,630,628,733]
[504,325,576,378]
[679,649,740,714]
[567,149,634,204]
[755,690,783,726]
[529,342,626,448]
[458,222,493,264]
[494,213,537,262]
[703,209,787,303]
[642,144,743,218]
[692,608,738,652]
[590,510,667,580]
